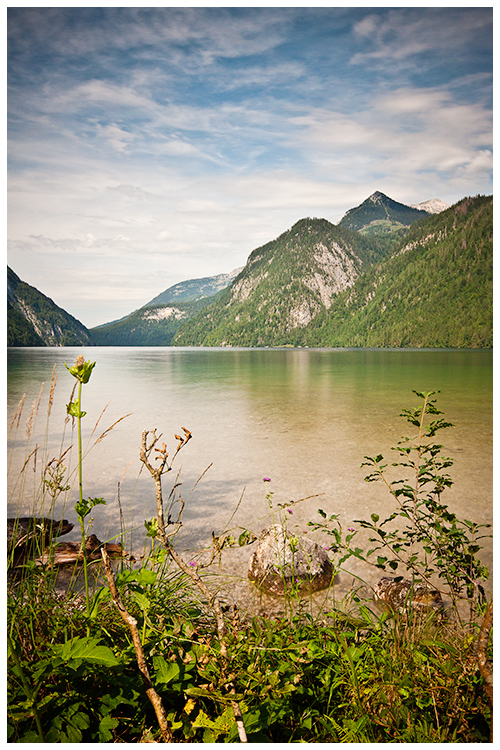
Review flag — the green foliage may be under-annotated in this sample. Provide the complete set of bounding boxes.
[65,357,96,384]
[75,496,106,520]
[66,356,107,619]
[310,390,491,619]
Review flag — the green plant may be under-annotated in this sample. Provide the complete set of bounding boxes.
[65,355,106,619]
[311,390,491,620]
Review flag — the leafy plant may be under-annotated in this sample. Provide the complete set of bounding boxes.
[310,390,491,619]
[65,355,106,619]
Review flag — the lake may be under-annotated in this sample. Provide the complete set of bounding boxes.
[7,347,493,605]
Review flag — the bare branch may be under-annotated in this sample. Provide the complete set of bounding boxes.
[101,548,173,743]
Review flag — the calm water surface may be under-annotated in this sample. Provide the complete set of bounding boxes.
[7,347,493,599]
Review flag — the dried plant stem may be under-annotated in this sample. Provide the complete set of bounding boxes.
[139,429,248,743]
[101,548,173,743]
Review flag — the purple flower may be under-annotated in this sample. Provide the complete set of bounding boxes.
[263,477,271,482]
[348,527,355,532]
[188,561,197,567]
[287,509,293,514]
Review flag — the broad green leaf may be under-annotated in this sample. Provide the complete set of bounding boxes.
[152,656,180,685]
[55,636,119,667]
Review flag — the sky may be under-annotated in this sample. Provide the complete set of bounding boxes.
[7,5,493,328]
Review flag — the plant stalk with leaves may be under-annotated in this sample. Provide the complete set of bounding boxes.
[65,355,106,618]
[311,391,491,619]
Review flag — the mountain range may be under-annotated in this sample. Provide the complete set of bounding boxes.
[7,191,491,349]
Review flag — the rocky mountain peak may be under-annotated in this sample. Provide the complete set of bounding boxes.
[367,191,388,204]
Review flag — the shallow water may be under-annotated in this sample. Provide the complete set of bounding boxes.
[7,347,493,610]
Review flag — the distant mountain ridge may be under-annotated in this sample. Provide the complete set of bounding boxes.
[7,267,93,347]
[145,267,243,306]
[410,198,450,214]
[90,296,216,346]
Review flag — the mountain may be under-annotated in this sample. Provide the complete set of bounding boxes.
[90,296,216,346]
[7,267,93,347]
[172,218,392,347]
[410,198,450,214]
[301,195,492,348]
[338,191,431,235]
[145,268,243,306]
[172,195,492,349]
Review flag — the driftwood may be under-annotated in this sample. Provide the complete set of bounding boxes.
[8,517,74,562]
[7,517,124,567]
[37,533,125,566]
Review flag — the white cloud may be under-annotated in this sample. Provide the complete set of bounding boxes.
[290,86,491,188]
[95,123,136,153]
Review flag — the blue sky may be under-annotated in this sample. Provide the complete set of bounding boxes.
[7,6,493,328]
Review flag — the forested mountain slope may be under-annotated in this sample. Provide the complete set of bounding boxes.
[338,191,431,235]
[90,296,217,346]
[172,218,392,347]
[302,195,492,348]
[7,267,93,347]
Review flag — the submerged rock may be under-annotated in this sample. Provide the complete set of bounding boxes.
[248,524,333,595]
[374,577,443,616]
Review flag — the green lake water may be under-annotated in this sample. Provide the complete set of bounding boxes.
[7,347,493,603]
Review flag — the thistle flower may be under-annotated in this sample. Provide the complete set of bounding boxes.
[65,355,96,384]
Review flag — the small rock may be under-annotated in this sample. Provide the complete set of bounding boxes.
[374,576,443,615]
[248,525,333,595]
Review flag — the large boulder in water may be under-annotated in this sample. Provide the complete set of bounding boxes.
[248,525,333,595]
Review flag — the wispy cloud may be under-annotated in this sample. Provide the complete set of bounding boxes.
[351,7,492,68]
